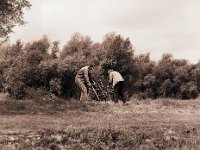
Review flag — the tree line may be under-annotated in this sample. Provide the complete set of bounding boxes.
[0,32,199,100]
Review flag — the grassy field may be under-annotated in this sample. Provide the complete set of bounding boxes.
[0,94,200,149]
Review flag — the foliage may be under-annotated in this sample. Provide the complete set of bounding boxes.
[0,32,199,100]
[135,53,198,99]
[60,32,93,59]
[180,82,198,99]
[0,0,31,43]
[3,36,50,99]
[49,78,62,96]
[101,33,138,96]
[0,0,199,100]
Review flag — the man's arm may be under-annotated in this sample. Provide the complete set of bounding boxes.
[108,72,113,87]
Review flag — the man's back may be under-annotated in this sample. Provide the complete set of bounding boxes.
[75,66,91,84]
[109,71,124,87]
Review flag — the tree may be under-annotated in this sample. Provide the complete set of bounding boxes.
[134,53,156,93]
[3,36,51,99]
[135,53,155,78]
[50,41,59,59]
[23,35,50,65]
[191,62,200,91]
[102,33,135,75]
[101,33,138,97]
[0,0,31,43]
[143,74,158,98]
[60,32,93,58]
[154,53,174,82]
[159,79,173,97]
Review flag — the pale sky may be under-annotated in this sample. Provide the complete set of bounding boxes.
[9,0,200,63]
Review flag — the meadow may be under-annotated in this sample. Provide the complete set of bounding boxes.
[0,94,199,149]
[2,1,200,149]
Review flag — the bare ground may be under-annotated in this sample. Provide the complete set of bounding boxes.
[0,94,200,149]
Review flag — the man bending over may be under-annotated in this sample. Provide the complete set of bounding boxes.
[108,69,125,103]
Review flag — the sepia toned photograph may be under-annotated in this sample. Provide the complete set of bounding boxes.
[0,0,200,149]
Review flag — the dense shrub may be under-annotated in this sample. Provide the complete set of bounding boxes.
[180,82,198,99]
[2,36,50,99]
[0,33,199,100]
[49,78,62,96]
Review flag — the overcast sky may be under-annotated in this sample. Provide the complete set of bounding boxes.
[9,0,200,63]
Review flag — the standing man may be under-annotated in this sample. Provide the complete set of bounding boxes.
[75,65,93,101]
[108,69,125,103]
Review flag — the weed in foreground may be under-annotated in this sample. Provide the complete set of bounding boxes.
[0,126,199,149]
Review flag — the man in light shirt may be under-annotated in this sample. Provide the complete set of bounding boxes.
[108,69,125,103]
[75,65,93,101]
